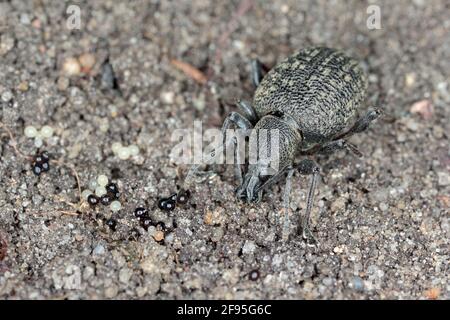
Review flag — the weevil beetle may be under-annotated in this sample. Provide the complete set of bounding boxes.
[181,47,380,242]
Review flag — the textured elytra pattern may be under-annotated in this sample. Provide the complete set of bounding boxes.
[253,47,368,148]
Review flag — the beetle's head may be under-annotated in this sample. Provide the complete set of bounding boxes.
[235,163,271,203]
[235,113,303,203]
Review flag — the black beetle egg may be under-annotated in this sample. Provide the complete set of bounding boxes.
[134,207,148,219]
[100,194,112,206]
[169,193,177,201]
[32,164,43,176]
[41,161,50,172]
[157,198,166,210]
[106,218,117,231]
[41,150,50,162]
[35,155,45,164]
[140,217,154,230]
[176,190,191,204]
[87,194,100,206]
[249,270,260,281]
[111,191,120,200]
[163,199,176,211]
[106,183,119,194]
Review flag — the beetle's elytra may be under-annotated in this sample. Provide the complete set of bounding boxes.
[254,47,368,148]
[182,47,380,242]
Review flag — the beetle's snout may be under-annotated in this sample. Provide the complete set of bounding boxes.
[236,175,262,203]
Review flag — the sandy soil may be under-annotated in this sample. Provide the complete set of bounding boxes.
[0,0,448,299]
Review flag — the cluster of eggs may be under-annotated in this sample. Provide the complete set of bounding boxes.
[82,175,122,212]
[24,125,54,148]
[157,190,190,211]
[32,151,50,176]
[111,142,140,160]
[133,207,169,242]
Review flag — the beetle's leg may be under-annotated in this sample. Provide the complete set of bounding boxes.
[222,112,253,185]
[182,144,225,189]
[304,139,363,158]
[229,135,244,185]
[281,167,295,242]
[295,159,321,244]
[251,58,270,88]
[182,112,252,189]
[334,108,382,140]
[236,100,259,124]
[251,59,263,88]
[256,165,290,193]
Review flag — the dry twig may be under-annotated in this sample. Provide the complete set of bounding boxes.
[170,59,208,85]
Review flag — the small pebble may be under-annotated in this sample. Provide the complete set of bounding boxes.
[24,126,38,138]
[17,81,29,92]
[97,175,109,187]
[78,53,96,71]
[99,121,109,133]
[57,77,70,91]
[249,270,260,281]
[379,202,389,211]
[92,244,105,255]
[405,73,416,87]
[410,99,433,120]
[153,230,164,242]
[101,61,118,90]
[62,57,81,76]
[437,172,450,187]
[129,228,140,241]
[350,276,365,292]
[1,91,13,102]
[110,200,122,212]
[161,91,174,104]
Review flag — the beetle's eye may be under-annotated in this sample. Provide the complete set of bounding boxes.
[176,189,191,204]
[268,110,284,118]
